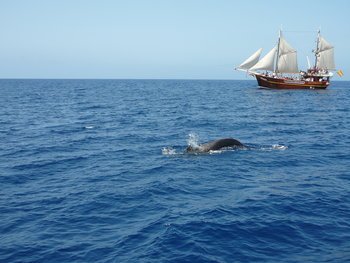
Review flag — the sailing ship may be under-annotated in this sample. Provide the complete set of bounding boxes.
[236,30,336,89]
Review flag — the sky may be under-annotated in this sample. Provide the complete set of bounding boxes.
[0,0,349,80]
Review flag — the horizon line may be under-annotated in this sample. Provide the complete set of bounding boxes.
[0,78,347,81]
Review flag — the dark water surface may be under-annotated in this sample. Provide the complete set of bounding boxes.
[1,79,349,262]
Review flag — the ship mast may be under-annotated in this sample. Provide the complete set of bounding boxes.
[314,30,321,68]
[274,29,281,73]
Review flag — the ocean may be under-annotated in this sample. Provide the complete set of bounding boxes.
[0,79,349,262]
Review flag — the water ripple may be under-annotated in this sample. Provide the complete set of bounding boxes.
[0,80,349,262]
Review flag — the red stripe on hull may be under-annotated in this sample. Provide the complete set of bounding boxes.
[255,74,329,89]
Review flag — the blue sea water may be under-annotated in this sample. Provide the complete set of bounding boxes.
[0,79,349,263]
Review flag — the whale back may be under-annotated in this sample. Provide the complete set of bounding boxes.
[186,138,244,153]
[201,138,244,152]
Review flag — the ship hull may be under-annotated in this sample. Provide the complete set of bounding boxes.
[254,74,329,89]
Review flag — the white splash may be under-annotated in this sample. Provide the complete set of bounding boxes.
[258,144,288,151]
[187,133,201,151]
[161,147,178,155]
[272,144,288,150]
[208,150,223,154]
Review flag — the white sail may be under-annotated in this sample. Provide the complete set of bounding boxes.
[236,48,262,71]
[307,56,311,68]
[279,37,296,56]
[250,46,276,72]
[276,37,298,73]
[319,37,333,52]
[278,52,298,73]
[316,37,335,70]
[317,48,335,70]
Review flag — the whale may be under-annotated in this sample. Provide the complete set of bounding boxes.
[185,138,244,153]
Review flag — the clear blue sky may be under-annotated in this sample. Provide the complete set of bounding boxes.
[0,0,348,79]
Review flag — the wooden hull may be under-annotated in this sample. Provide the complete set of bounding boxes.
[254,74,329,89]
